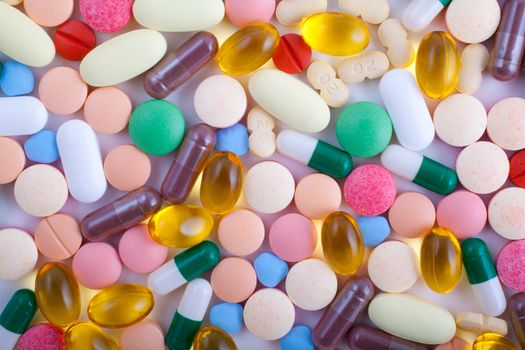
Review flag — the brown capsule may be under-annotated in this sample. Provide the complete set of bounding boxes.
[348,325,429,350]
[509,293,525,349]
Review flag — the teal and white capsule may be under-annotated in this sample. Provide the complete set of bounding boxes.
[380,144,457,195]
[166,278,212,350]
[276,129,353,179]
[461,238,506,317]
[0,289,37,350]
[147,240,220,295]
[402,0,452,32]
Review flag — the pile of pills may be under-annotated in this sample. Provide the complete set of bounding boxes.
[2,0,525,349]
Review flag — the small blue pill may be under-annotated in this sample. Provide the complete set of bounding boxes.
[210,302,244,334]
[357,215,390,247]
[216,123,249,156]
[253,252,289,288]
[24,130,59,164]
[280,325,314,350]
[0,61,35,96]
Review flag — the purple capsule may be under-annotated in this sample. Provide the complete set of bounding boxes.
[348,325,429,350]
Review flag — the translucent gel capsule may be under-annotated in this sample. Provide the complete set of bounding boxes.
[65,322,118,350]
[348,325,428,350]
[509,293,525,348]
[473,333,519,350]
[420,227,462,294]
[416,31,460,99]
[193,326,238,350]
[88,284,154,328]
[218,23,280,76]
[301,12,370,56]
[321,211,364,275]
[148,205,214,248]
[35,262,80,327]
[200,152,243,214]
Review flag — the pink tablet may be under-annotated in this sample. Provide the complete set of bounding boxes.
[269,213,317,262]
[211,257,257,303]
[218,209,265,257]
[118,225,168,274]
[497,240,525,292]
[437,190,486,239]
[72,242,122,289]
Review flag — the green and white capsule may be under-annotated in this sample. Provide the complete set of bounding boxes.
[461,238,506,317]
[276,130,353,179]
[147,240,220,295]
[166,278,212,350]
[0,289,37,350]
[403,0,452,32]
[380,144,457,195]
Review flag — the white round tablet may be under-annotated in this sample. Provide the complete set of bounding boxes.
[368,240,419,293]
[194,74,247,128]
[488,187,525,240]
[285,258,337,311]
[434,94,487,147]
[14,164,69,217]
[243,288,295,341]
[456,142,509,194]
[244,161,295,214]
[0,228,38,280]
[487,97,525,151]
[445,0,500,44]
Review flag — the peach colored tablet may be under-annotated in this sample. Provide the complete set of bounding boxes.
[388,192,435,238]
[211,257,257,303]
[72,242,122,289]
[269,213,317,262]
[84,87,132,134]
[119,320,165,350]
[218,209,265,256]
[24,0,73,27]
[0,137,26,184]
[34,213,82,260]
[103,144,151,191]
[118,225,168,274]
[38,67,88,115]
[294,173,341,219]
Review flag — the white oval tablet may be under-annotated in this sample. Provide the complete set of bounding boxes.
[80,29,167,87]
[0,97,48,136]
[489,187,525,240]
[379,69,435,151]
[369,293,456,344]
[0,228,38,280]
[133,0,225,32]
[57,120,107,203]
[249,69,330,133]
[0,2,55,67]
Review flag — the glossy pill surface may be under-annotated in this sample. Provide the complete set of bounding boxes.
[416,31,460,99]
[272,33,312,74]
[348,325,428,350]
[301,12,369,56]
[473,333,519,350]
[509,293,525,349]
[218,22,279,76]
[54,20,96,61]
[65,322,118,350]
[194,326,238,350]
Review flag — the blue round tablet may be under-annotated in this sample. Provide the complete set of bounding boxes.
[357,215,390,247]
[24,130,59,164]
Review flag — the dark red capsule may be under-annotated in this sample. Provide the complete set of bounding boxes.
[54,20,96,61]
[272,33,312,74]
[348,325,429,350]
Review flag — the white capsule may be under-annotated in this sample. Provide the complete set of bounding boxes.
[178,278,213,321]
[277,130,317,165]
[380,144,422,181]
[147,259,187,296]
[472,278,507,317]
[402,0,447,32]
[0,97,47,136]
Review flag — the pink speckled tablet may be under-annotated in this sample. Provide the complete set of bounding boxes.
[488,187,525,240]
[104,145,151,192]
[496,240,525,291]
[72,242,122,289]
[24,0,73,27]
[84,87,132,134]
[487,97,525,151]
[38,67,88,116]
[437,190,487,239]
[388,192,435,238]
[343,164,396,216]
[119,320,165,350]
[456,142,509,194]
[80,0,133,33]
[35,213,82,260]
[118,225,168,274]
[294,173,341,219]
[211,257,257,303]
[218,209,265,256]
[16,324,66,350]
[269,213,317,262]
[225,0,276,27]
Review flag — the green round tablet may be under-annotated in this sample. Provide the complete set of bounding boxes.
[336,102,392,158]
[129,100,186,156]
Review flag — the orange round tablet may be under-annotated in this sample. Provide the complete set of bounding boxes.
[24,0,74,27]
[211,257,257,303]
[218,209,265,256]
[0,137,26,185]
[34,213,82,260]
[38,67,88,116]
[294,173,341,219]
[388,192,436,238]
[84,87,132,134]
[104,145,151,192]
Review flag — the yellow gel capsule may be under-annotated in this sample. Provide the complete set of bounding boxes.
[65,322,118,350]
[193,326,238,350]
[88,284,154,328]
[218,22,280,76]
[149,204,214,247]
[416,31,460,99]
[473,333,519,350]
[200,152,244,214]
[301,12,370,56]
[35,262,81,327]
[420,227,462,294]
[321,211,364,275]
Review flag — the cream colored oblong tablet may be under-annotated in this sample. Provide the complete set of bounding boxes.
[457,44,489,94]
[339,0,389,24]
[378,18,414,68]
[276,0,327,26]
[80,29,167,87]
[0,2,55,67]
[369,293,456,345]
[337,50,390,84]
[456,312,508,335]
[249,69,330,133]
[247,107,276,158]
[133,0,224,32]
[307,61,349,108]
[2,0,23,5]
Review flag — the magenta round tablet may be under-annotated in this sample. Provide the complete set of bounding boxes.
[72,242,122,289]
[343,164,397,216]
[269,213,317,262]
[496,240,525,292]
[16,324,66,350]
[437,190,487,239]
[118,225,168,274]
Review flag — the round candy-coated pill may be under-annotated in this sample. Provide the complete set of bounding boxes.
[487,97,525,151]
[253,252,289,288]
[510,150,525,188]
[497,240,525,291]
[72,242,122,289]
[0,137,26,184]
[280,325,314,350]
[104,145,151,192]
[294,173,341,220]
[23,0,73,27]
[119,320,165,350]
[225,0,276,27]
[357,216,390,247]
[118,225,168,274]
[272,34,312,74]
[489,187,525,240]
[269,213,317,262]
[437,190,487,239]
[216,124,249,156]
[210,302,244,334]
[388,192,436,238]
[16,323,66,350]
[84,87,132,134]
[54,20,96,61]
[38,66,88,116]
[211,257,257,303]
[343,164,396,216]
[0,61,35,96]
[24,130,59,164]
[218,209,265,257]
[80,0,133,32]
[34,213,82,260]
[129,100,186,156]
[0,228,38,280]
